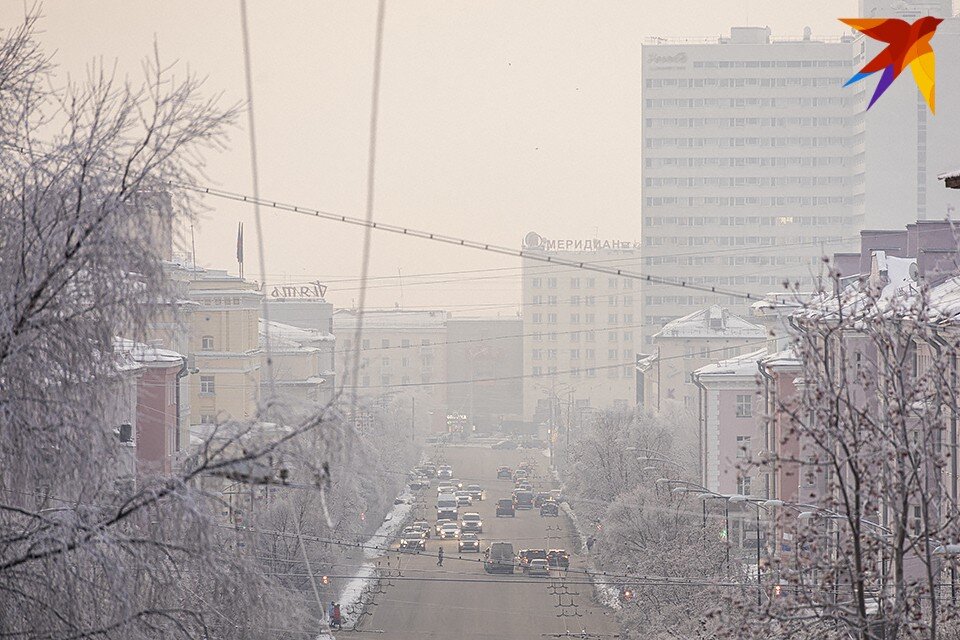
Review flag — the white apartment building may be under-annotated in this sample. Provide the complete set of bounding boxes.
[640,26,865,347]
[520,231,641,423]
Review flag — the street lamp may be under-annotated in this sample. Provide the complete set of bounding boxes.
[729,494,767,605]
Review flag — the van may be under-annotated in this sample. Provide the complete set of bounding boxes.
[484,541,515,574]
[495,498,515,517]
[514,490,534,510]
[436,496,458,520]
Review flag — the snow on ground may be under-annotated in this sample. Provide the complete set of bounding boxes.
[336,488,414,626]
[551,467,622,612]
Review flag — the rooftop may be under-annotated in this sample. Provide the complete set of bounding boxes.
[332,308,448,330]
[695,348,767,379]
[655,305,766,340]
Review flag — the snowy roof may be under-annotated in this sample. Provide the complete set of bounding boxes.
[332,308,447,330]
[259,319,335,351]
[938,169,960,181]
[654,305,766,340]
[694,348,767,378]
[114,338,184,365]
[760,348,800,369]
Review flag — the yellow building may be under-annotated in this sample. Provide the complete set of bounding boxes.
[260,319,335,407]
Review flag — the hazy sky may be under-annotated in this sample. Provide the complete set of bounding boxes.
[3,1,857,315]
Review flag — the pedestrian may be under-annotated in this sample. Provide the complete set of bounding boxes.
[333,603,342,630]
[327,601,335,626]
[437,546,444,566]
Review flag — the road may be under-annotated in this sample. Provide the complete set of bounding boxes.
[351,444,621,640]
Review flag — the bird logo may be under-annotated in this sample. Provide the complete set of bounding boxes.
[841,16,943,113]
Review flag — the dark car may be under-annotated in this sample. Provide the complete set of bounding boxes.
[467,484,484,501]
[495,498,515,517]
[547,549,570,569]
[519,548,547,570]
[484,541,515,574]
[459,533,481,553]
[492,440,518,450]
[497,466,513,479]
[539,500,559,517]
[513,489,534,510]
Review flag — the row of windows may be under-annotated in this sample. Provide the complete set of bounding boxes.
[644,255,820,267]
[359,375,435,389]
[360,355,434,368]
[691,59,852,69]
[530,295,635,307]
[644,176,854,188]
[645,96,850,109]
[645,116,857,128]
[643,214,852,226]
[646,76,846,89]
[532,348,635,361]
[646,155,856,169]
[199,296,244,307]
[645,195,856,207]
[529,331,635,343]
[531,313,635,326]
[530,277,634,290]
[645,136,853,149]
[645,234,846,247]
[531,365,636,379]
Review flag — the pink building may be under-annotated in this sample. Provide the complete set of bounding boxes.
[693,349,765,496]
[118,340,186,475]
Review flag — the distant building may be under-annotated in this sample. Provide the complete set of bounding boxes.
[648,305,766,410]
[519,231,642,423]
[446,316,523,433]
[333,309,448,432]
[640,26,863,347]
[260,319,335,407]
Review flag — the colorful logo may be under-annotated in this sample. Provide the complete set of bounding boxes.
[841,17,943,113]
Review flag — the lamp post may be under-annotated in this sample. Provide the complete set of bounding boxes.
[730,494,767,605]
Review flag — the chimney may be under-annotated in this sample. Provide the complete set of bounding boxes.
[832,252,861,278]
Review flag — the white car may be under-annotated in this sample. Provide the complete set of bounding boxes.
[439,522,461,539]
[435,519,453,536]
[437,482,455,494]
[528,559,551,577]
[460,512,483,533]
[455,491,473,507]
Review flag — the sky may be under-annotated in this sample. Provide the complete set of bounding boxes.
[2,0,858,315]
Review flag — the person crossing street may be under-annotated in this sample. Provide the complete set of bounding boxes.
[437,546,444,567]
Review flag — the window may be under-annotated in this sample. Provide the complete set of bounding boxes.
[586,349,595,360]
[737,476,752,496]
[402,339,411,348]
[608,349,617,359]
[547,349,558,360]
[381,339,390,348]
[547,313,558,324]
[201,335,214,350]
[421,339,431,347]
[382,357,390,367]
[586,368,596,378]
[533,313,543,324]
[570,314,580,324]
[571,295,581,306]
[570,349,580,359]
[736,394,753,418]
[401,356,410,367]
[547,277,558,289]
[571,277,581,289]
[362,375,370,387]
[200,414,215,424]
[533,366,542,375]
[736,435,751,459]
[533,349,543,361]
[381,374,391,386]
[362,339,370,349]
[570,331,580,343]
[532,277,542,288]
[422,355,433,366]
[200,376,216,396]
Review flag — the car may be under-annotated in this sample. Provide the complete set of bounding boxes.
[435,518,453,536]
[513,469,528,482]
[533,492,551,508]
[437,481,455,494]
[539,500,559,517]
[484,541,516,574]
[527,558,551,577]
[408,478,428,490]
[513,489,534,510]
[399,527,426,552]
[518,548,547,570]
[449,478,464,490]
[440,522,461,539]
[547,549,570,569]
[455,491,473,506]
[459,533,481,553]
[495,498,515,517]
[438,466,453,480]
[460,512,483,533]
[496,466,513,479]
[421,465,437,478]
[516,481,533,493]
[412,520,432,538]
[491,440,518,450]
[517,462,534,473]
[466,484,484,501]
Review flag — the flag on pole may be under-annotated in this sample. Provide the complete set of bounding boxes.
[236,222,244,278]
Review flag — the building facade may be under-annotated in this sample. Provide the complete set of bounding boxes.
[260,319,335,407]
[446,316,524,433]
[520,231,642,422]
[333,309,448,432]
[640,26,864,347]
[648,304,766,410]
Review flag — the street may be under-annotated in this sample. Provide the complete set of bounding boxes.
[355,444,621,639]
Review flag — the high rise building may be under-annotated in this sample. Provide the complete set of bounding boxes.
[857,1,960,227]
[520,231,642,423]
[640,27,865,347]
